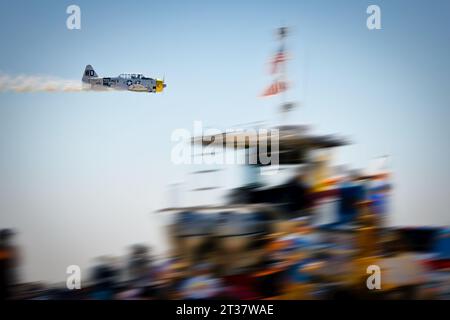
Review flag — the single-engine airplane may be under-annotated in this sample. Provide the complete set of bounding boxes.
[82,65,166,93]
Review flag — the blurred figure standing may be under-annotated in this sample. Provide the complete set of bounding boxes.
[90,256,119,300]
[0,229,19,300]
[126,244,158,298]
[127,244,153,285]
[284,169,313,218]
[337,172,365,225]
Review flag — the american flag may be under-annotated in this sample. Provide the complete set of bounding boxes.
[271,46,287,74]
[261,80,288,97]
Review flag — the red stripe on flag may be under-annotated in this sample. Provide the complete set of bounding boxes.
[271,50,287,74]
[261,81,288,97]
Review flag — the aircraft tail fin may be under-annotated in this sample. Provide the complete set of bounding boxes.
[82,65,98,82]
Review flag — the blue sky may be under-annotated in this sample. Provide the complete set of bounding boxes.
[0,0,449,282]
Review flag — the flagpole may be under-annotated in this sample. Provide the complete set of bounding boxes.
[261,26,293,125]
[279,27,288,125]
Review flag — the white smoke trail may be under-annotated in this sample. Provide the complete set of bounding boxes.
[0,72,86,93]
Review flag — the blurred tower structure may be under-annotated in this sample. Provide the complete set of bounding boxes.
[158,27,391,278]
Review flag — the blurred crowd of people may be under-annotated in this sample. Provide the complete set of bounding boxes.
[1,167,449,300]
[2,220,450,300]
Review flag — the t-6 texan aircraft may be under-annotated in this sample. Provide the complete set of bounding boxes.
[82,65,166,93]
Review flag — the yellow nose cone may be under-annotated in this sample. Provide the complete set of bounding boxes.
[156,79,164,92]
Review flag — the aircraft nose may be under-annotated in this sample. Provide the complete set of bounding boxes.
[155,79,165,92]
